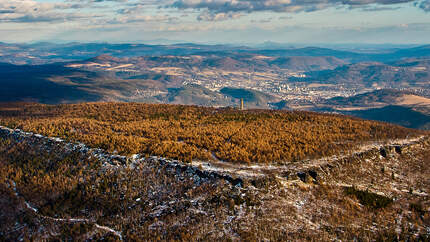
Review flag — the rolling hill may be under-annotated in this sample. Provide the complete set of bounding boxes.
[344,105,430,130]
[0,61,282,108]
[274,89,430,129]
[324,89,420,107]
[164,84,231,106]
[268,56,347,71]
[220,87,280,109]
[304,61,429,88]
[323,89,430,129]
[0,63,103,103]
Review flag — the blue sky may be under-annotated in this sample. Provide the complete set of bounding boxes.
[0,0,429,44]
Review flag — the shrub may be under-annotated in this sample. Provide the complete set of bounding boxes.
[344,186,392,209]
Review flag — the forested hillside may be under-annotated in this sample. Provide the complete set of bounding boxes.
[0,102,421,164]
[0,104,429,240]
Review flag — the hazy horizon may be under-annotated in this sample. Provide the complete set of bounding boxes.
[0,40,426,50]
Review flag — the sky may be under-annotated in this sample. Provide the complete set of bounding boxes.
[0,0,429,44]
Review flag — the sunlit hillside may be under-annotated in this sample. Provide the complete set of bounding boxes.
[0,102,421,164]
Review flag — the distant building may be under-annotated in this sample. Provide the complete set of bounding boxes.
[240,98,244,110]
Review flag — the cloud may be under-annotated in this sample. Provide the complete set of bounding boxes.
[197,11,242,21]
[0,9,15,14]
[0,0,428,36]
[4,13,89,23]
[359,6,401,11]
[117,4,145,15]
[251,18,273,23]
[416,0,430,11]
[169,0,420,17]
[279,16,292,20]
[0,0,94,23]
[108,14,178,24]
[69,0,128,2]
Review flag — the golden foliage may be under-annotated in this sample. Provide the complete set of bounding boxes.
[0,102,420,164]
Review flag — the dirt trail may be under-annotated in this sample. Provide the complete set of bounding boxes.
[1,125,426,181]
[191,135,427,178]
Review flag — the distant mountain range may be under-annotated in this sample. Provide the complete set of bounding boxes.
[1,42,430,129]
[0,52,341,105]
[1,42,430,65]
[302,59,430,89]
[0,60,280,108]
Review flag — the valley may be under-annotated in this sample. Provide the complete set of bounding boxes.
[1,43,430,122]
[2,0,430,239]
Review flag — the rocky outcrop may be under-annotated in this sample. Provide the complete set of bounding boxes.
[1,125,426,188]
[283,135,429,183]
[0,126,243,187]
